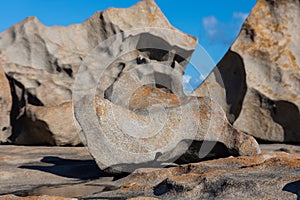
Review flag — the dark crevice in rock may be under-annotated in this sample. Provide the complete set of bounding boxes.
[242,23,256,42]
[137,33,194,67]
[154,83,173,93]
[104,62,126,100]
[153,179,186,196]
[257,91,275,110]
[175,140,231,165]
[27,92,44,106]
[266,0,276,6]
[6,75,26,142]
[217,50,247,123]
[54,61,74,78]
[139,48,170,62]
[63,67,73,78]
[270,100,300,142]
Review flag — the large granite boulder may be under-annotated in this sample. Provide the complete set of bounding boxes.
[73,24,260,171]
[195,0,300,142]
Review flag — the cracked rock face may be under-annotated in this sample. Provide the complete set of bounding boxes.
[195,0,300,142]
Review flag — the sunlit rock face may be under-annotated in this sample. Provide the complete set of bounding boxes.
[0,0,196,145]
[195,0,300,142]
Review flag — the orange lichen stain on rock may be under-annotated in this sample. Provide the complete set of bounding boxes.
[167,173,200,184]
[129,86,181,110]
[95,97,109,116]
[120,183,153,191]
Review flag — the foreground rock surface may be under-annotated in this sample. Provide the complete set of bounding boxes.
[195,0,300,142]
[91,91,259,172]
[0,195,75,200]
[0,145,299,199]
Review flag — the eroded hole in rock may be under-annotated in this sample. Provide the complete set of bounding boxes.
[271,100,300,142]
[139,48,169,62]
[137,33,193,67]
[257,91,300,142]
[217,50,247,123]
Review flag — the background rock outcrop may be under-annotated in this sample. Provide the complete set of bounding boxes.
[195,0,300,142]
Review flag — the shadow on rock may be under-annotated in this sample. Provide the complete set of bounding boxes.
[19,156,112,180]
[283,180,300,199]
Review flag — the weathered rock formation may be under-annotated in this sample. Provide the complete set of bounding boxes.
[0,0,195,145]
[0,0,260,171]
[195,0,300,142]
[70,1,260,171]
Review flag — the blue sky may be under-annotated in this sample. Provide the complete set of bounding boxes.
[0,0,257,90]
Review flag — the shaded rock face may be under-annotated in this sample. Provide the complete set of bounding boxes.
[0,64,12,143]
[196,0,300,142]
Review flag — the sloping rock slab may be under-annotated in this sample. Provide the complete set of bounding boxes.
[0,145,299,199]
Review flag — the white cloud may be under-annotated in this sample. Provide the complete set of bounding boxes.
[202,16,218,28]
[202,16,219,38]
[201,13,249,46]
[233,12,248,21]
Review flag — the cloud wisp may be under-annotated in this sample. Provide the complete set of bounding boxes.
[201,12,249,46]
